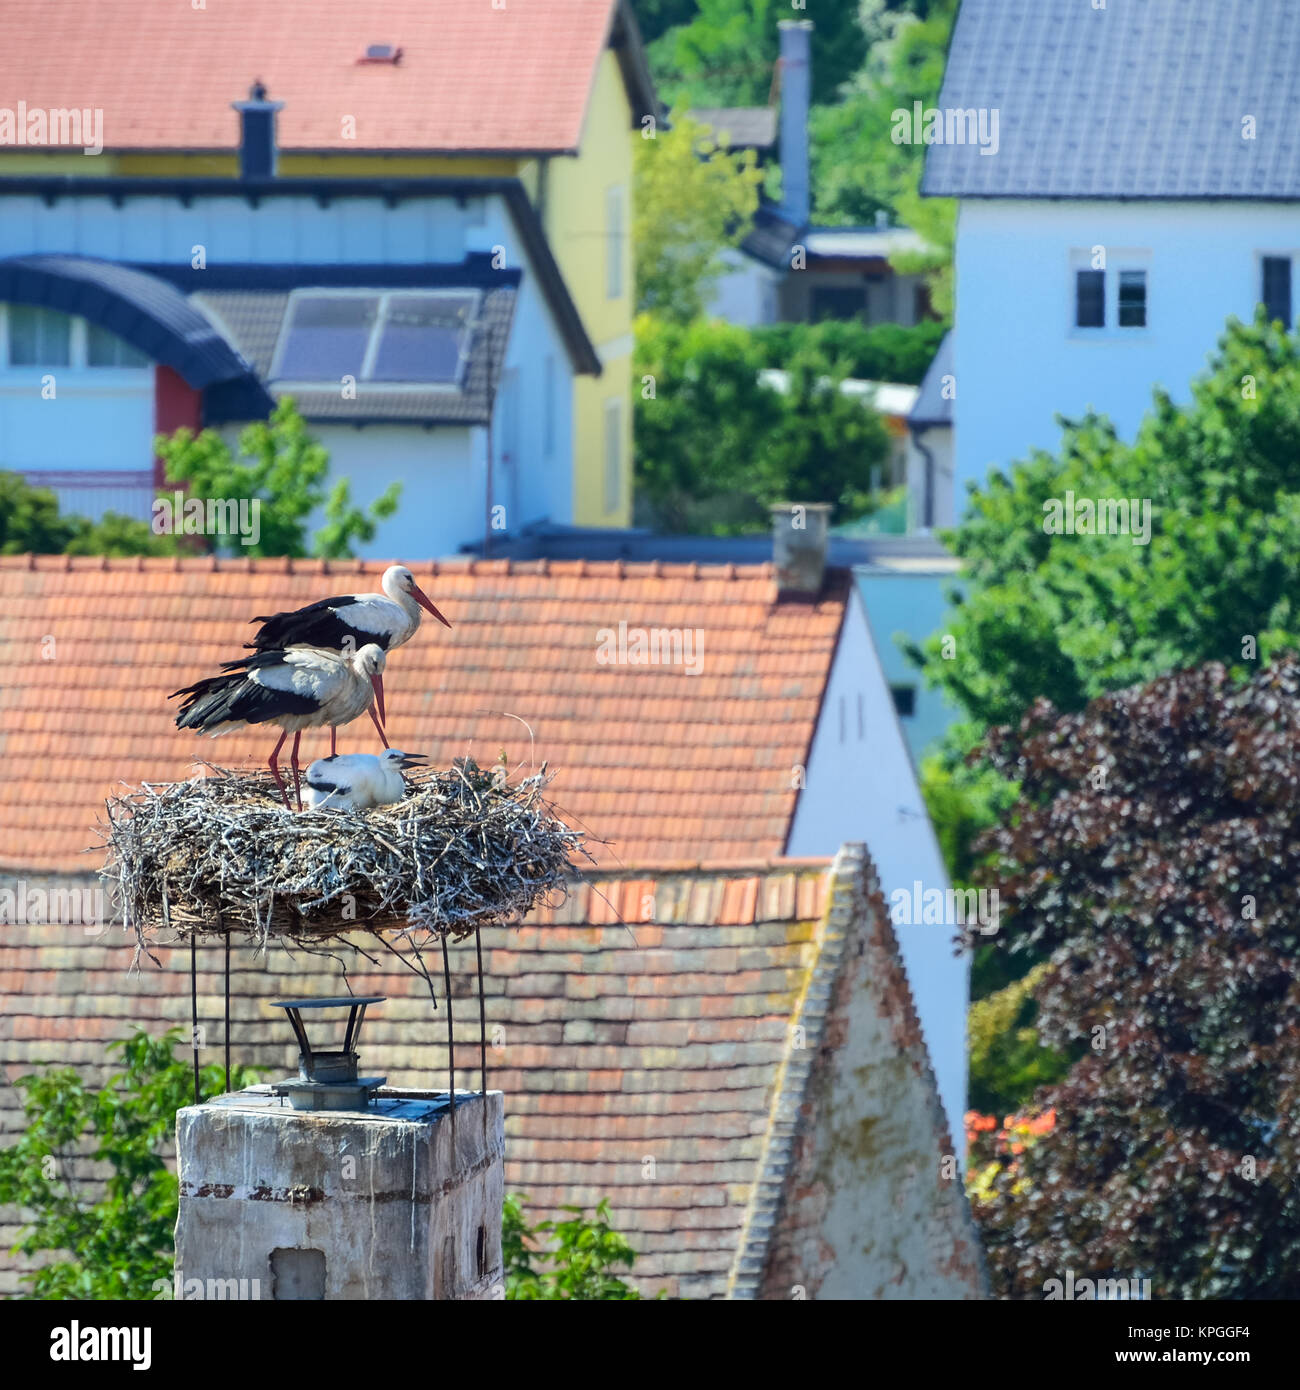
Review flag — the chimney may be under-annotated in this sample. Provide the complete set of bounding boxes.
[231,80,283,179]
[174,998,505,1300]
[771,503,831,598]
[778,20,813,228]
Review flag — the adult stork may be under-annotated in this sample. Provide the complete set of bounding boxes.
[302,749,427,811]
[171,644,388,810]
[246,565,450,751]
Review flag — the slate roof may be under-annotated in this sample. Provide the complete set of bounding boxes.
[924,0,1300,200]
[0,556,847,874]
[0,847,982,1299]
[909,330,954,428]
[0,0,656,155]
[740,201,804,268]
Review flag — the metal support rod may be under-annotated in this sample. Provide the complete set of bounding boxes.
[190,935,200,1106]
[475,929,488,1146]
[224,932,231,1096]
[442,933,456,1146]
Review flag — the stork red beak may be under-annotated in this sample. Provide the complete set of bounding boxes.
[411,584,452,629]
[371,674,387,727]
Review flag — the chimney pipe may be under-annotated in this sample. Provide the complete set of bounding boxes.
[778,20,813,228]
[231,80,283,179]
[771,503,831,598]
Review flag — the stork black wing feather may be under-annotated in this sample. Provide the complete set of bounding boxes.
[172,657,319,732]
[246,595,384,653]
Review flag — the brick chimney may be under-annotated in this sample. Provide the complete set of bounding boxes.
[231,80,283,179]
[771,502,831,598]
[778,20,813,228]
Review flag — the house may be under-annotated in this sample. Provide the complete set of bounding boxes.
[0,0,658,540]
[0,849,986,1299]
[0,539,967,1148]
[923,0,1300,503]
[701,22,931,330]
[906,329,955,531]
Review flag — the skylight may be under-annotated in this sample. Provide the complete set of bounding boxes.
[273,291,480,387]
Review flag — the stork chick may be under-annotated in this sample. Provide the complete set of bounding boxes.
[303,749,427,811]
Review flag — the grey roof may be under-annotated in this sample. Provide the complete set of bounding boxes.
[691,106,778,150]
[195,286,516,425]
[923,0,1300,200]
[909,330,954,428]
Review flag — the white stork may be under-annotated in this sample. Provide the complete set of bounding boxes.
[302,749,427,811]
[246,565,450,752]
[171,644,388,810]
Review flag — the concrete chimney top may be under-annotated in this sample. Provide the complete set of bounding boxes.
[771,503,831,598]
[231,80,284,180]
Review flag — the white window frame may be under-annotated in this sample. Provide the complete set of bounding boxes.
[0,303,150,372]
[270,287,483,390]
[605,185,626,301]
[1068,249,1151,337]
[603,396,623,515]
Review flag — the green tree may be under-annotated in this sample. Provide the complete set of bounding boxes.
[503,1193,646,1300]
[634,111,763,322]
[914,312,1300,734]
[634,312,892,533]
[648,0,867,110]
[0,470,75,553]
[752,318,949,385]
[0,1029,258,1300]
[155,397,400,559]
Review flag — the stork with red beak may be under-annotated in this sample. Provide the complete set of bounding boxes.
[245,565,450,751]
[171,644,388,810]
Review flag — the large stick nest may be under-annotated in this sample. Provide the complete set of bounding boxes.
[99,757,592,949]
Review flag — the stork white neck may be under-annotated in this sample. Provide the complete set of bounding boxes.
[380,566,421,626]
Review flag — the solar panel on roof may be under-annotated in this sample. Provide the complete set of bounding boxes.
[370,293,476,384]
[275,295,376,380]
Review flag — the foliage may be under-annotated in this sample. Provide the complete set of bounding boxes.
[809,0,957,312]
[0,1029,258,1300]
[155,397,400,559]
[967,963,1070,1116]
[965,1108,1056,1207]
[503,1194,646,1300]
[0,470,174,557]
[634,312,892,533]
[753,317,948,386]
[912,313,1300,733]
[634,110,763,321]
[647,0,867,110]
[968,657,1300,1299]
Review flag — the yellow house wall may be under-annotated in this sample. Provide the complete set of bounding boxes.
[539,50,635,526]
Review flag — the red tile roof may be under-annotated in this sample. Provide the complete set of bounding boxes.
[0,556,847,874]
[2,0,625,155]
[0,853,983,1300]
[0,862,831,1298]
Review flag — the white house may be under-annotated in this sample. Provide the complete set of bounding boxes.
[924,0,1300,505]
[0,115,597,557]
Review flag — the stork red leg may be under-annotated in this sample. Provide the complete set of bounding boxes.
[267,730,290,808]
[290,731,303,812]
[330,726,337,757]
[369,705,390,750]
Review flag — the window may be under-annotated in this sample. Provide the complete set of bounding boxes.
[273,290,480,385]
[1075,270,1105,328]
[890,684,917,718]
[3,305,148,369]
[603,397,623,515]
[1262,256,1293,327]
[811,285,869,322]
[8,305,71,365]
[606,186,625,300]
[542,354,556,458]
[86,320,148,368]
[1118,270,1147,327]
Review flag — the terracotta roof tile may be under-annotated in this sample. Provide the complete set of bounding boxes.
[0,557,846,874]
[0,0,623,155]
